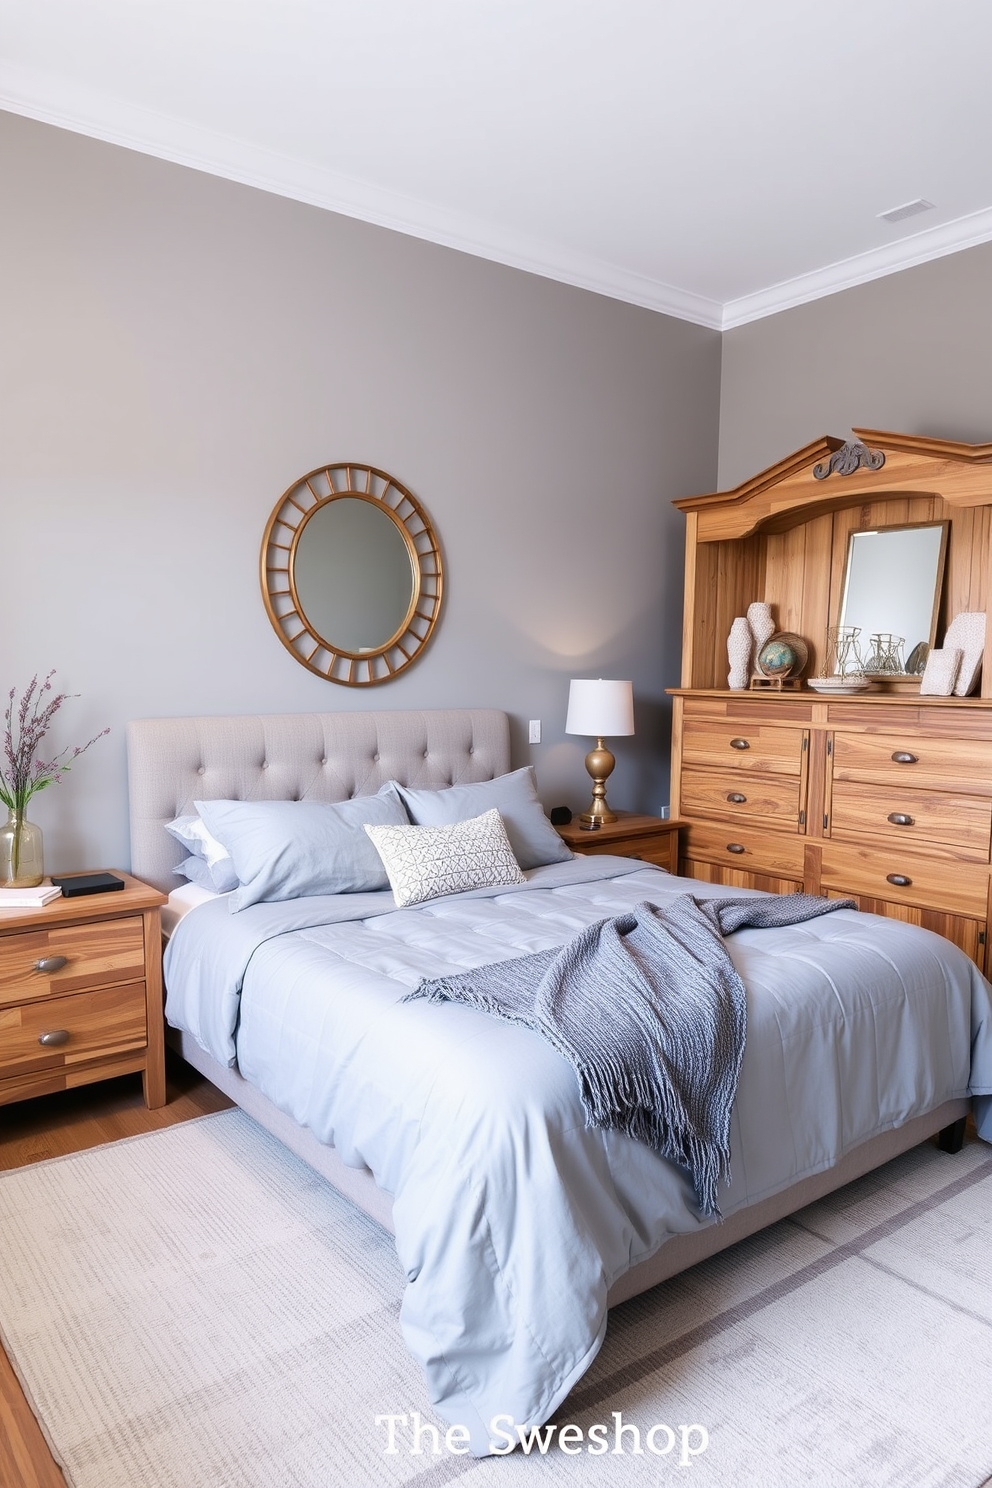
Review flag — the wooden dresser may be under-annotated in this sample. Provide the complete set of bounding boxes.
[0,872,166,1108]
[669,429,992,973]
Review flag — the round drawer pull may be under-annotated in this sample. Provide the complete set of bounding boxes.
[727,792,747,804]
[886,873,912,887]
[34,955,68,974]
[891,751,918,765]
[37,1030,70,1047]
[729,738,750,751]
[726,843,746,855]
[887,813,914,826]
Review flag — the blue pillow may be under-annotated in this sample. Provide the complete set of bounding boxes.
[394,767,573,871]
[196,786,408,911]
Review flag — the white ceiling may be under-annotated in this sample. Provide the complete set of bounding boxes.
[3,0,992,329]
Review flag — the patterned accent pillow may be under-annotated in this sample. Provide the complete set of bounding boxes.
[365,808,526,908]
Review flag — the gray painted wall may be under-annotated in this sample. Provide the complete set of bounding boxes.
[719,242,992,489]
[1,112,721,875]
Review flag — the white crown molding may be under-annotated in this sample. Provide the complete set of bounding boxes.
[721,206,992,329]
[0,62,724,330]
[6,57,992,335]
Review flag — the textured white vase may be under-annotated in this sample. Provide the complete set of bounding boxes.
[727,616,752,690]
[747,601,775,652]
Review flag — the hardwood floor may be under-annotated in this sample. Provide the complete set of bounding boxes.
[0,1054,233,1488]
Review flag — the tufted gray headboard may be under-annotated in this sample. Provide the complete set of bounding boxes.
[126,708,511,892]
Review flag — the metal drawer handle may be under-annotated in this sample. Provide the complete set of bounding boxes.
[887,813,914,826]
[34,955,68,974]
[727,792,747,804]
[886,873,912,887]
[891,751,918,765]
[729,738,750,751]
[38,1029,70,1047]
[726,843,746,855]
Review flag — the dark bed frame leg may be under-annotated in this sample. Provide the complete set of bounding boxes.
[937,1117,967,1154]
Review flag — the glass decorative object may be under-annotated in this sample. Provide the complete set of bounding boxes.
[823,625,865,678]
[864,633,905,674]
[0,808,44,887]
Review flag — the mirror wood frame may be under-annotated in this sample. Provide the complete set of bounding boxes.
[837,519,949,673]
[261,462,444,686]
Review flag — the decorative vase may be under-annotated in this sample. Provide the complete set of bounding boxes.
[747,601,775,652]
[727,617,752,690]
[0,808,44,888]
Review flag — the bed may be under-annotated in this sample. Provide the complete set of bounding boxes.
[127,706,992,1455]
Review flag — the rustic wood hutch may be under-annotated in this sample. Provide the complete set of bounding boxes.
[669,428,992,972]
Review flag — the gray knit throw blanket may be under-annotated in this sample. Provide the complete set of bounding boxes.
[406,893,856,1218]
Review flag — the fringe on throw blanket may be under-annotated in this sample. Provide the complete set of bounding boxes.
[405,893,856,1218]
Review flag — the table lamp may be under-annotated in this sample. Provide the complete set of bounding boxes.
[565,678,635,828]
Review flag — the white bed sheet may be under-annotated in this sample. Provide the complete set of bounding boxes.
[162,881,221,937]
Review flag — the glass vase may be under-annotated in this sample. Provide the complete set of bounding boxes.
[0,808,44,888]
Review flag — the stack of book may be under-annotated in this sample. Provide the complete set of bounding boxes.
[0,883,63,909]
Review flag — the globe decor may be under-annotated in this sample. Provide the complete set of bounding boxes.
[751,632,809,691]
[0,672,109,887]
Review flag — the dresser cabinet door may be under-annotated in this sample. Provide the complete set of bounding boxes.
[682,720,808,777]
[681,768,806,831]
[831,731,992,795]
[681,821,806,883]
[828,781,992,855]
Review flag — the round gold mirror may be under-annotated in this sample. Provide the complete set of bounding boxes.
[261,463,443,685]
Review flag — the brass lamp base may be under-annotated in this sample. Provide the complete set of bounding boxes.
[579,739,618,828]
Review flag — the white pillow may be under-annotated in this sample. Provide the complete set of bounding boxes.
[166,815,239,893]
[364,808,526,908]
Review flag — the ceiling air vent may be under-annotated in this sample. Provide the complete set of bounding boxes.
[877,198,935,224]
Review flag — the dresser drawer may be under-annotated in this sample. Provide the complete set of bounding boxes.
[0,981,147,1080]
[681,821,806,879]
[682,721,808,777]
[829,781,992,857]
[819,841,988,919]
[681,768,805,830]
[831,732,992,795]
[0,916,145,1007]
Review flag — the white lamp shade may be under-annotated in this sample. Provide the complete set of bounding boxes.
[565,679,635,738]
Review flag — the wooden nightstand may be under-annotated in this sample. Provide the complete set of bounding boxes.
[555,811,683,873]
[0,872,167,1111]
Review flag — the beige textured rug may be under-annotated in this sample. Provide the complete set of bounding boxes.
[1,1110,991,1488]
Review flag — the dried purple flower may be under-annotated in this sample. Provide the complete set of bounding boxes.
[0,671,109,813]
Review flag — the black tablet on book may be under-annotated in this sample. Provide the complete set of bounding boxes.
[50,872,126,897]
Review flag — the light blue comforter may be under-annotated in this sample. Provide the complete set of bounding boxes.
[164,859,992,1454]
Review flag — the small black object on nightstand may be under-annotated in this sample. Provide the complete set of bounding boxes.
[549,806,572,826]
[50,872,126,897]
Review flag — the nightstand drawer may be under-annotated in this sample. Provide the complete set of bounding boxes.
[819,842,988,919]
[681,821,806,879]
[0,981,148,1079]
[0,916,145,1006]
[681,768,805,829]
[682,721,808,777]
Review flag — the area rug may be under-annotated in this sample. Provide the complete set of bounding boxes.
[1,1111,991,1488]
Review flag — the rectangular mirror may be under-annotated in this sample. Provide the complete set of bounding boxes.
[837,521,948,674]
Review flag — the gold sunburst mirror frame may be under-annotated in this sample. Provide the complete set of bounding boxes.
[260,462,444,686]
